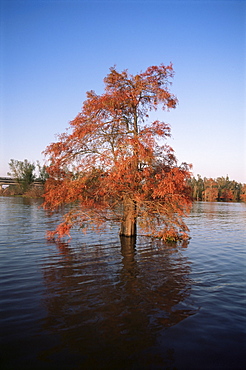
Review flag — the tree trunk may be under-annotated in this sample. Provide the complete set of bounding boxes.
[120,197,137,237]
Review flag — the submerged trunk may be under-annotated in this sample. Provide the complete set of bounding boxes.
[119,197,137,237]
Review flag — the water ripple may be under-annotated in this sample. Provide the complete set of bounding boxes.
[0,197,245,369]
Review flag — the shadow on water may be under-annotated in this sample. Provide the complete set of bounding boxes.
[39,235,198,369]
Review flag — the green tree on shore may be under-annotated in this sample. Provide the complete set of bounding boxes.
[8,159,36,193]
[5,159,48,197]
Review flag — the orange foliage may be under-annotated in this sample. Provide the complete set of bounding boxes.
[202,178,218,202]
[241,184,246,202]
[43,65,192,241]
[220,189,234,202]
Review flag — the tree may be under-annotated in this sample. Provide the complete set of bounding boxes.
[36,161,49,184]
[188,174,204,201]
[8,159,36,192]
[240,184,246,202]
[202,178,218,202]
[43,64,192,242]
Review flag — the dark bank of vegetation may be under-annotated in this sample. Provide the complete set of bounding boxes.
[188,175,246,203]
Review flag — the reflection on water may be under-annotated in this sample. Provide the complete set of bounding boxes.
[0,198,245,369]
[40,235,196,368]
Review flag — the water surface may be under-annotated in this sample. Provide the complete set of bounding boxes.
[0,197,245,369]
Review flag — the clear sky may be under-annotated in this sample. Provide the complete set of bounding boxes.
[1,0,245,182]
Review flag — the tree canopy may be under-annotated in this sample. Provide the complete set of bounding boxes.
[8,159,36,192]
[43,64,192,242]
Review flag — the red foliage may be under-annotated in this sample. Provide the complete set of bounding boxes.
[241,184,246,202]
[43,65,192,241]
[202,178,218,202]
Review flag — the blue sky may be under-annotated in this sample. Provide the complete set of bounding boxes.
[1,0,245,182]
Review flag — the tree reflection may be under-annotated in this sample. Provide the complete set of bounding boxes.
[41,235,197,368]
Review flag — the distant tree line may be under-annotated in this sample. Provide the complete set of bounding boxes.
[2,159,246,203]
[188,175,246,202]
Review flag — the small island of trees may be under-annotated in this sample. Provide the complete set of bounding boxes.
[43,64,192,242]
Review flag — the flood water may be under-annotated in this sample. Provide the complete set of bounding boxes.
[0,197,245,369]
